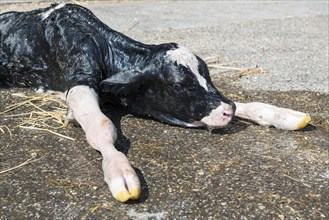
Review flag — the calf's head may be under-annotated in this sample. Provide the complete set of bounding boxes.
[101,44,235,129]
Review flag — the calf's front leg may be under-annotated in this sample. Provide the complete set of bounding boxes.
[66,85,141,202]
[235,102,311,130]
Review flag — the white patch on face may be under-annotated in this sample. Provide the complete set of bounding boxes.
[40,3,66,20]
[166,45,208,91]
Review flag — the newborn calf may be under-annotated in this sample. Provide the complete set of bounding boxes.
[0,3,310,202]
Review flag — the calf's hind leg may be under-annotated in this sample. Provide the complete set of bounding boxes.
[235,102,311,130]
[66,85,141,202]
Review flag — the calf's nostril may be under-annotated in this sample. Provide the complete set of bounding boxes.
[223,111,232,118]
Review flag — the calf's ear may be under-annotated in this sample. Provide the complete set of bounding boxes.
[100,70,149,95]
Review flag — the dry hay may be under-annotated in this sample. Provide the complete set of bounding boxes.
[0,152,44,175]
[0,92,73,174]
[0,125,13,139]
[205,56,269,78]
[0,92,74,141]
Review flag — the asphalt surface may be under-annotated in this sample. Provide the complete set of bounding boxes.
[1,1,328,219]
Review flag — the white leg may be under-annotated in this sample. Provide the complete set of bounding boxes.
[66,85,141,202]
[235,102,311,130]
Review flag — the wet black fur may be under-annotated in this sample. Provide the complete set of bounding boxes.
[0,3,234,127]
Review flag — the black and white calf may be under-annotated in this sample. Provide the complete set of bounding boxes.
[0,3,311,202]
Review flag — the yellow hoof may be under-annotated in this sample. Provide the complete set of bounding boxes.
[115,191,131,203]
[114,188,141,202]
[129,188,141,200]
[296,114,311,130]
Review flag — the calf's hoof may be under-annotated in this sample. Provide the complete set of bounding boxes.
[271,109,311,130]
[102,152,141,202]
[295,113,311,130]
[240,102,312,130]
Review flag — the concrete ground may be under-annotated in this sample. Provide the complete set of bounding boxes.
[1,1,328,219]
